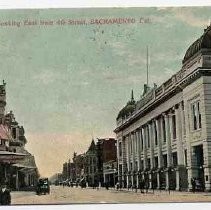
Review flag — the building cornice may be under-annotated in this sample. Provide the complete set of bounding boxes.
[114,67,211,133]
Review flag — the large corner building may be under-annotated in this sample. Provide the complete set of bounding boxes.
[114,25,211,191]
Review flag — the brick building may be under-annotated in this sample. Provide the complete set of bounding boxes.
[84,139,98,187]
[96,138,117,186]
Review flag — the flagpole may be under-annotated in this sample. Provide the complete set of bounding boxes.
[147,46,149,87]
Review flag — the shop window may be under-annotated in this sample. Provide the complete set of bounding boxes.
[141,130,143,151]
[154,121,158,146]
[172,114,177,139]
[140,160,144,171]
[163,154,167,168]
[135,161,138,171]
[182,102,186,135]
[129,137,132,155]
[154,156,158,169]
[184,149,187,166]
[198,102,202,129]
[162,117,166,143]
[130,162,133,171]
[119,142,122,157]
[147,158,151,170]
[147,125,150,148]
[172,152,178,166]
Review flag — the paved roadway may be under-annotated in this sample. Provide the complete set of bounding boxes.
[11,185,211,205]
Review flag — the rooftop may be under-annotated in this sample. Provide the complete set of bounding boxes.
[183,25,211,64]
[115,25,211,130]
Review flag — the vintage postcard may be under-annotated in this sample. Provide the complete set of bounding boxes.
[0,6,211,206]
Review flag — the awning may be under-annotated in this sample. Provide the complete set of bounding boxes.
[103,169,117,175]
[19,167,37,173]
[12,164,37,174]
[12,163,36,169]
[0,151,26,163]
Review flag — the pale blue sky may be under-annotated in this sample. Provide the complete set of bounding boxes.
[0,7,210,176]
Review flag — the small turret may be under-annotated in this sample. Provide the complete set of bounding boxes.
[142,84,150,96]
[131,89,135,103]
[117,90,136,120]
[0,80,6,120]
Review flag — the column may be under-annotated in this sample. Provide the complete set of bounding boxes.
[117,138,120,184]
[126,136,130,188]
[156,118,162,189]
[175,103,185,190]
[142,127,147,170]
[148,123,154,189]
[156,172,160,190]
[164,113,172,166]
[202,140,211,191]
[136,130,140,188]
[176,104,184,164]
[149,122,154,168]
[132,132,135,187]
[157,117,163,165]
[164,113,171,190]
[122,138,126,187]
[16,169,19,191]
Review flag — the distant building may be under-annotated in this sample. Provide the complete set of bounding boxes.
[84,139,98,187]
[114,25,211,191]
[73,152,85,183]
[96,138,117,186]
[60,137,117,187]
[103,160,117,187]
[69,162,76,182]
[62,161,70,181]
[84,138,117,187]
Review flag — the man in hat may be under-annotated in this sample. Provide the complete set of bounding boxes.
[0,182,11,205]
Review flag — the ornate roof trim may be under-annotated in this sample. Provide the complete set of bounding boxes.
[183,25,211,64]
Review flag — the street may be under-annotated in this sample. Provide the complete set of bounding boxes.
[11,185,211,204]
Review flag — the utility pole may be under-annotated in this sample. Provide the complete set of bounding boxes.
[146,45,149,87]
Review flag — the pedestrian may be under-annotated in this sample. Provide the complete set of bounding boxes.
[105,182,109,190]
[134,184,137,193]
[191,177,196,193]
[128,181,132,191]
[139,179,144,193]
[116,182,119,191]
[145,178,149,193]
[0,183,11,205]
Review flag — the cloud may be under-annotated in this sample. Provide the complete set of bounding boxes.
[156,7,168,11]
[33,70,62,85]
[171,8,209,27]
[150,67,176,86]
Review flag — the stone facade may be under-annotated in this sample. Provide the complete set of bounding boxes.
[114,25,211,191]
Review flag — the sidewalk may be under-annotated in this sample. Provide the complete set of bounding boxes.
[105,187,211,196]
